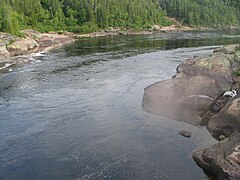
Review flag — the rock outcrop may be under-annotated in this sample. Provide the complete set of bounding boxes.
[0,32,18,59]
[193,134,240,180]
[0,30,75,71]
[142,44,240,179]
[7,37,39,56]
[142,50,233,126]
[207,97,240,140]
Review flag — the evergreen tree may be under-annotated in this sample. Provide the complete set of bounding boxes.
[0,0,239,35]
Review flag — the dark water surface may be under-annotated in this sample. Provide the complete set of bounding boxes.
[1,31,240,180]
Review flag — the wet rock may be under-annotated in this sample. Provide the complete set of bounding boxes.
[193,133,240,180]
[178,130,192,138]
[142,52,233,125]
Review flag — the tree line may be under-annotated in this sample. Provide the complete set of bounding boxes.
[0,0,239,35]
[159,0,240,27]
[0,0,172,35]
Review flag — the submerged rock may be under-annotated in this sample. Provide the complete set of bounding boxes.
[178,130,192,138]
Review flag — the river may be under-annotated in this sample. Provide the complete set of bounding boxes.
[0,30,240,180]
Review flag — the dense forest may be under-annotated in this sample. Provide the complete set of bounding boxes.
[0,0,239,35]
[0,0,171,35]
[159,0,240,27]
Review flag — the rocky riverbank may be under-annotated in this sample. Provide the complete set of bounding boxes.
[0,30,75,71]
[0,25,202,72]
[77,25,200,38]
[142,44,240,179]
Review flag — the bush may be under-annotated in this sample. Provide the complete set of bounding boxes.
[69,22,99,33]
[234,69,240,76]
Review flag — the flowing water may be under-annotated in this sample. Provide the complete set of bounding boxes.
[0,30,240,180]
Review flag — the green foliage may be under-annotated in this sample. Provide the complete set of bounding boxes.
[159,0,240,27]
[0,0,172,34]
[70,22,99,33]
[0,0,240,35]
[234,68,240,76]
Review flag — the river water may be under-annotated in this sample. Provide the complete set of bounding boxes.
[0,31,240,180]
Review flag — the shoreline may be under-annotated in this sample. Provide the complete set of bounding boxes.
[0,24,223,72]
[0,30,75,72]
[0,25,199,72]
[142,44,240,179]
[77,25,213,38]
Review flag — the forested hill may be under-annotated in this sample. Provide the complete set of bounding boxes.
[0,0,239,35]
[0,0,171,35]
[159,0,240,27]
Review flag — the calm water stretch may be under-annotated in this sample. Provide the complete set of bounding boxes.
[1,31,240,180]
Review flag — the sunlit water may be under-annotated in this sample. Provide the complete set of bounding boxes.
[1,31,240,180]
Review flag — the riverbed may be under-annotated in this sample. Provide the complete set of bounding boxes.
[1,31,240,180]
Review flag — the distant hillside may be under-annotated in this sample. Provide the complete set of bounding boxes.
[0,0,172,35]
[0,0,239,35]
[159,0,240,27]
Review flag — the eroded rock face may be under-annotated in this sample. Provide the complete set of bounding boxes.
[142,52,233,125]
[193,133,240,180]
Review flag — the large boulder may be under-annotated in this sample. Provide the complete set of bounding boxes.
[7,37,39,56]
[142,75,222,125]
[207,97,240,140]
[142,52,233,125]
[193,133,240,180]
